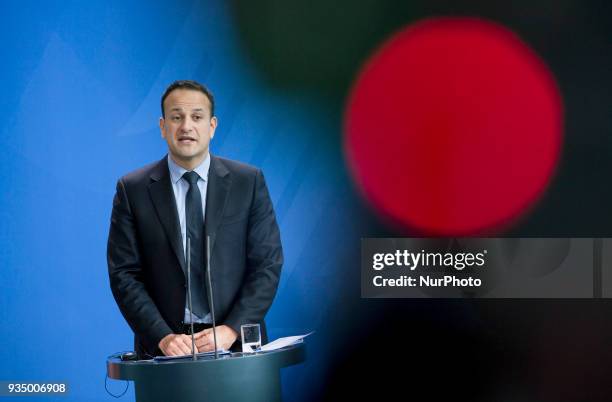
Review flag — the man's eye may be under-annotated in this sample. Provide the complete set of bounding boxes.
[172,116,181,121]
[193,115,202,121]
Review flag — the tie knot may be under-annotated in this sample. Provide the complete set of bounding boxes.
[183,171,200,186]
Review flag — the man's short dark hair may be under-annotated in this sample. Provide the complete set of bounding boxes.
[161,80,215,118]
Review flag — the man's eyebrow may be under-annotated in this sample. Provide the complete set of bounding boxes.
[168,107,205,113]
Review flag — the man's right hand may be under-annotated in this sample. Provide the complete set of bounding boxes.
[158,333,198,356]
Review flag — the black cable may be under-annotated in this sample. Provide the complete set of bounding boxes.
[104,373,129,398]
[104,351,133,398]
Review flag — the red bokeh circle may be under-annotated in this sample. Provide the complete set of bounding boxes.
[344,17,563,235]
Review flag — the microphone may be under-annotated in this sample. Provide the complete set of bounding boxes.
[186,237,196,360]
[206,235,218,359]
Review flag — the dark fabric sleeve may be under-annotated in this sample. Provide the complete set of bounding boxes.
[223,169,283,334]
[107,179,173,352]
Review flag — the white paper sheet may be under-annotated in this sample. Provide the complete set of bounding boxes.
[259,331,314,352]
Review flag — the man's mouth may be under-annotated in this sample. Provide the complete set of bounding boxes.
[178,136,197,144]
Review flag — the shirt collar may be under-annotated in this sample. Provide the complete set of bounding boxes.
[167,153,211,184]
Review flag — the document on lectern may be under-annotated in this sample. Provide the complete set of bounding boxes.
[260,332,314,352]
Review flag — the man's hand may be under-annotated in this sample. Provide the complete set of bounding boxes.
[158,333,198,356]
[194,325,238,352]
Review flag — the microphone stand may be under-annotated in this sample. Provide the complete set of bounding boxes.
[186,237,197,361]
[206,235,218,359]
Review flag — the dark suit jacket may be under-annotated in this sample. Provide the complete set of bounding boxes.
[107,154,283,357]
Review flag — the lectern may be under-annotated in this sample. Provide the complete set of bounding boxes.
[107,344,305,402]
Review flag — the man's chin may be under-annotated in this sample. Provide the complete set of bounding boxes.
[170,151,207,164]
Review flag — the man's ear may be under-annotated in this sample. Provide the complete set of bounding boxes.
[159,117,166,138]
[210,116,218,139]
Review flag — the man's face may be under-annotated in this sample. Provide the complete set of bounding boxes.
[159,89,217,168]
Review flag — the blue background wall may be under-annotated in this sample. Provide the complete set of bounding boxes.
[0,1,361,400]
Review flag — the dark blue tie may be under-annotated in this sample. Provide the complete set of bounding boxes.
[183,171,208,318]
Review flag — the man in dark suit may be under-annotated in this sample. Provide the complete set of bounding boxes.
[107,80,283,358]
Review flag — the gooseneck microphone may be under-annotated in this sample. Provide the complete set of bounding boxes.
[186,237,197,361]
[206,235,219,359]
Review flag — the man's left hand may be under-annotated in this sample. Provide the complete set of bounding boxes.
[194,325,238,352]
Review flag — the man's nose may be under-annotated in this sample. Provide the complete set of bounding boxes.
[180,118,194,132]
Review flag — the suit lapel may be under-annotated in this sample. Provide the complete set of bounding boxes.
[205,155,231,256]
[148,157,186,272]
